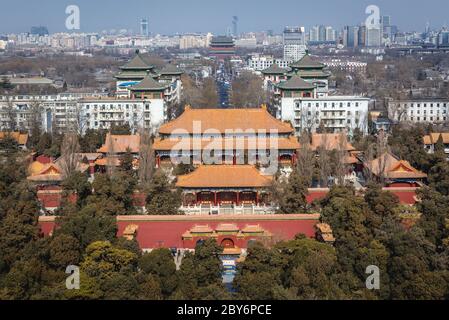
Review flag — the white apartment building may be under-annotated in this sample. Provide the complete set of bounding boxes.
[0,93,105,133]
[247,55,291,71]
[284,44,307,62]
[179,34,212,49]
[281,96,370,135]
[387,99,449,124]
[283,27,307,61]
[323,59,368,73]
[0,93,166,134]
[78,97,165,134]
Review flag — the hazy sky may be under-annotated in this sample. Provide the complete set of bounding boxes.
[1,0,448,35]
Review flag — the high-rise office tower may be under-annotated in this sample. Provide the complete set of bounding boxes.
[30,26,49,36]
[381,15,391,28]
[325,26,336,41]
[358,25,367,47]
[309,26,319,42]
[366,27,382,47]
[343,26,359,48]
[318,25,327,42]
[283,26,307,61]
[382,15,395,40]
[140,18,149,37]
[439,29,449,46]
[366,11,382,47]
[232,16,238,37]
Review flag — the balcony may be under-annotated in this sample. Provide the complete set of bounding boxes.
[179,204,277,215]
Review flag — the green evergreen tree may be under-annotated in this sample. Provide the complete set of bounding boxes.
[278,169,309,214]
[145,170,180,215]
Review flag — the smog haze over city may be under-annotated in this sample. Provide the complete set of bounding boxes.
[1,0,449,34]
[2,0,449,313]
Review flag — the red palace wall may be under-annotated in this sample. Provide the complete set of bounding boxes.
[36,188,420,212]
[38,215,320,250]
[37,188,77,210]
[307,188,419,205]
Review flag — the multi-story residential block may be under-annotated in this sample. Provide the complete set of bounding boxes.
[0,54,183,134]
[283,96,370,135]
[247,54,291,72]
[387,99,449,124]
[283,26,307,61]
[262,54,370,135]
[0,93,106,133]
[343,26,359,48]
[78,97,163,133]
[323,59,368,73]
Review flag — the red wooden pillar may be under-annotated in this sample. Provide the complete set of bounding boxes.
[256,191,259,205]
[196,192,199,205]
[236,192,240,206]
[89,161,95,175]
[233,151,236,165]
[156,154,161,168]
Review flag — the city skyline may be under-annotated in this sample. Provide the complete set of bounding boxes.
[1,0,449,35]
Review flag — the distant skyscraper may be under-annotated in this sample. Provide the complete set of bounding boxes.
[366,11,382,47]
[343,26,359,48]
[140,18,149,37]
[318,25,327,42]
[358,25,367,47]
[438,29,449,46]
[381,15,396,41]
[425,22,431,36]
[309,26,319,42]
[366,27,382,47]
[232,16,238,37]
[381,16,391,28]
[30,26,49,36]
[325,26,336,42]
[226,27,232,37]
[283,26,307,61]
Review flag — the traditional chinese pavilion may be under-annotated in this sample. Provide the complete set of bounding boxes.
[94,133,140,171]
[153,105,300,167]
[0,131,28,149]
[263,53,330,99]
[27,157,89,212]
[364,152,427,188]
[209,36,236,58]
[115,52,183,98]
[176,165,275,215]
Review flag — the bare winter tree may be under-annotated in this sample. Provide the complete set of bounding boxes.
[28,100,42,144]
[299,103,319,134]
[60,132,81,179]
[317,134,331,188]
[387,100,408,123]
[363,130,389,185]
[72,102,86,135]
[297,131,315,187]
[138,128,155,187]
[375,130,390,184]
[334,132,348,186]
[230,71,267,108]
[4,95,17,132]
[106,132,116,176]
